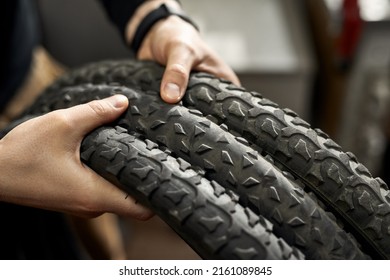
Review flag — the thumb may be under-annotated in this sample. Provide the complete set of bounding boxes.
[64,95,129,137]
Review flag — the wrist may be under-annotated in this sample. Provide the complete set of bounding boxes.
[125,0,181,46]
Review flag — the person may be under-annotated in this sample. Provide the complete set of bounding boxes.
[0,0,240,259]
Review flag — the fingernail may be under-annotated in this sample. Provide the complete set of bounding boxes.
[164,83,181,101]
[108,95,128,108]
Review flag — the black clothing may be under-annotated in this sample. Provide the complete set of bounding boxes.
[0,0,147,259]
[0,204,83,259]
[0,0,146,111]
[99,0,145,38]
[0,0,39,112]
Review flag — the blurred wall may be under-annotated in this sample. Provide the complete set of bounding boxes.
[37,0,315,120]
[37,0,132,66]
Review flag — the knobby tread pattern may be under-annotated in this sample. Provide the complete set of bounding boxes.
[80,126,303,260]
[0,115,303,260]
[27,82,368,260]
[184,74,390,259]
[34,59,390,259]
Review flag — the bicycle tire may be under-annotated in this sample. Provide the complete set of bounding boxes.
[39,59,390,259]
[26,81,367,259]
[81,126,303,260]
[0,119,303,260]
[184,73,390,259]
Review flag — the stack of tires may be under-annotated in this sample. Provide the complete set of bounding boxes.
[6,60,390,260]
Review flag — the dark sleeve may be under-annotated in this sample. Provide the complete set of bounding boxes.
[98,0,146,37]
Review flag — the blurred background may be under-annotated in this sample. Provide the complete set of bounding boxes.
[29,0,390,259]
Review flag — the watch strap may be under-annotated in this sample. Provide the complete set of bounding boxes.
[130,3,199,54]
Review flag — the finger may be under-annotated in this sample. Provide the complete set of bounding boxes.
[101,184,154,220]
[79,168,154,220]
[160,46,196,103]
[109,193,154,220]
[96,178,154,220]
[63,95,129,137]
[195,55,241,86]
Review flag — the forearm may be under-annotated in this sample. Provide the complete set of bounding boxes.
[98,0,181,44]
[124,0,181,45]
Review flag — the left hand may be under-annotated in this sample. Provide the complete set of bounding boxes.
[136,16,241,103]
[0,95,153,220]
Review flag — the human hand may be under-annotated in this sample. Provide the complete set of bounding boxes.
[138,16,241,103]
[126,1,240,103]
[138,16,240,103]
[0,95,153,219]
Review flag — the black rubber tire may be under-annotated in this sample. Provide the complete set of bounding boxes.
[81,126,303,260]
[33,59,390,259]
[25,81,367,259]
[184,74,390,260]
[0,118,303,260]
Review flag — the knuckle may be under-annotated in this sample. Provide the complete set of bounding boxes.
[174,40,197,57]
[88,100,108,118]
[167,63,189,80]
[49,110,74,131]
[76,196,101,217]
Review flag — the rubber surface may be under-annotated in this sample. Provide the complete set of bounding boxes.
[34,59,390,259]
[185,73,390,259]
[24,76,367,259]
[81,126,302,260]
